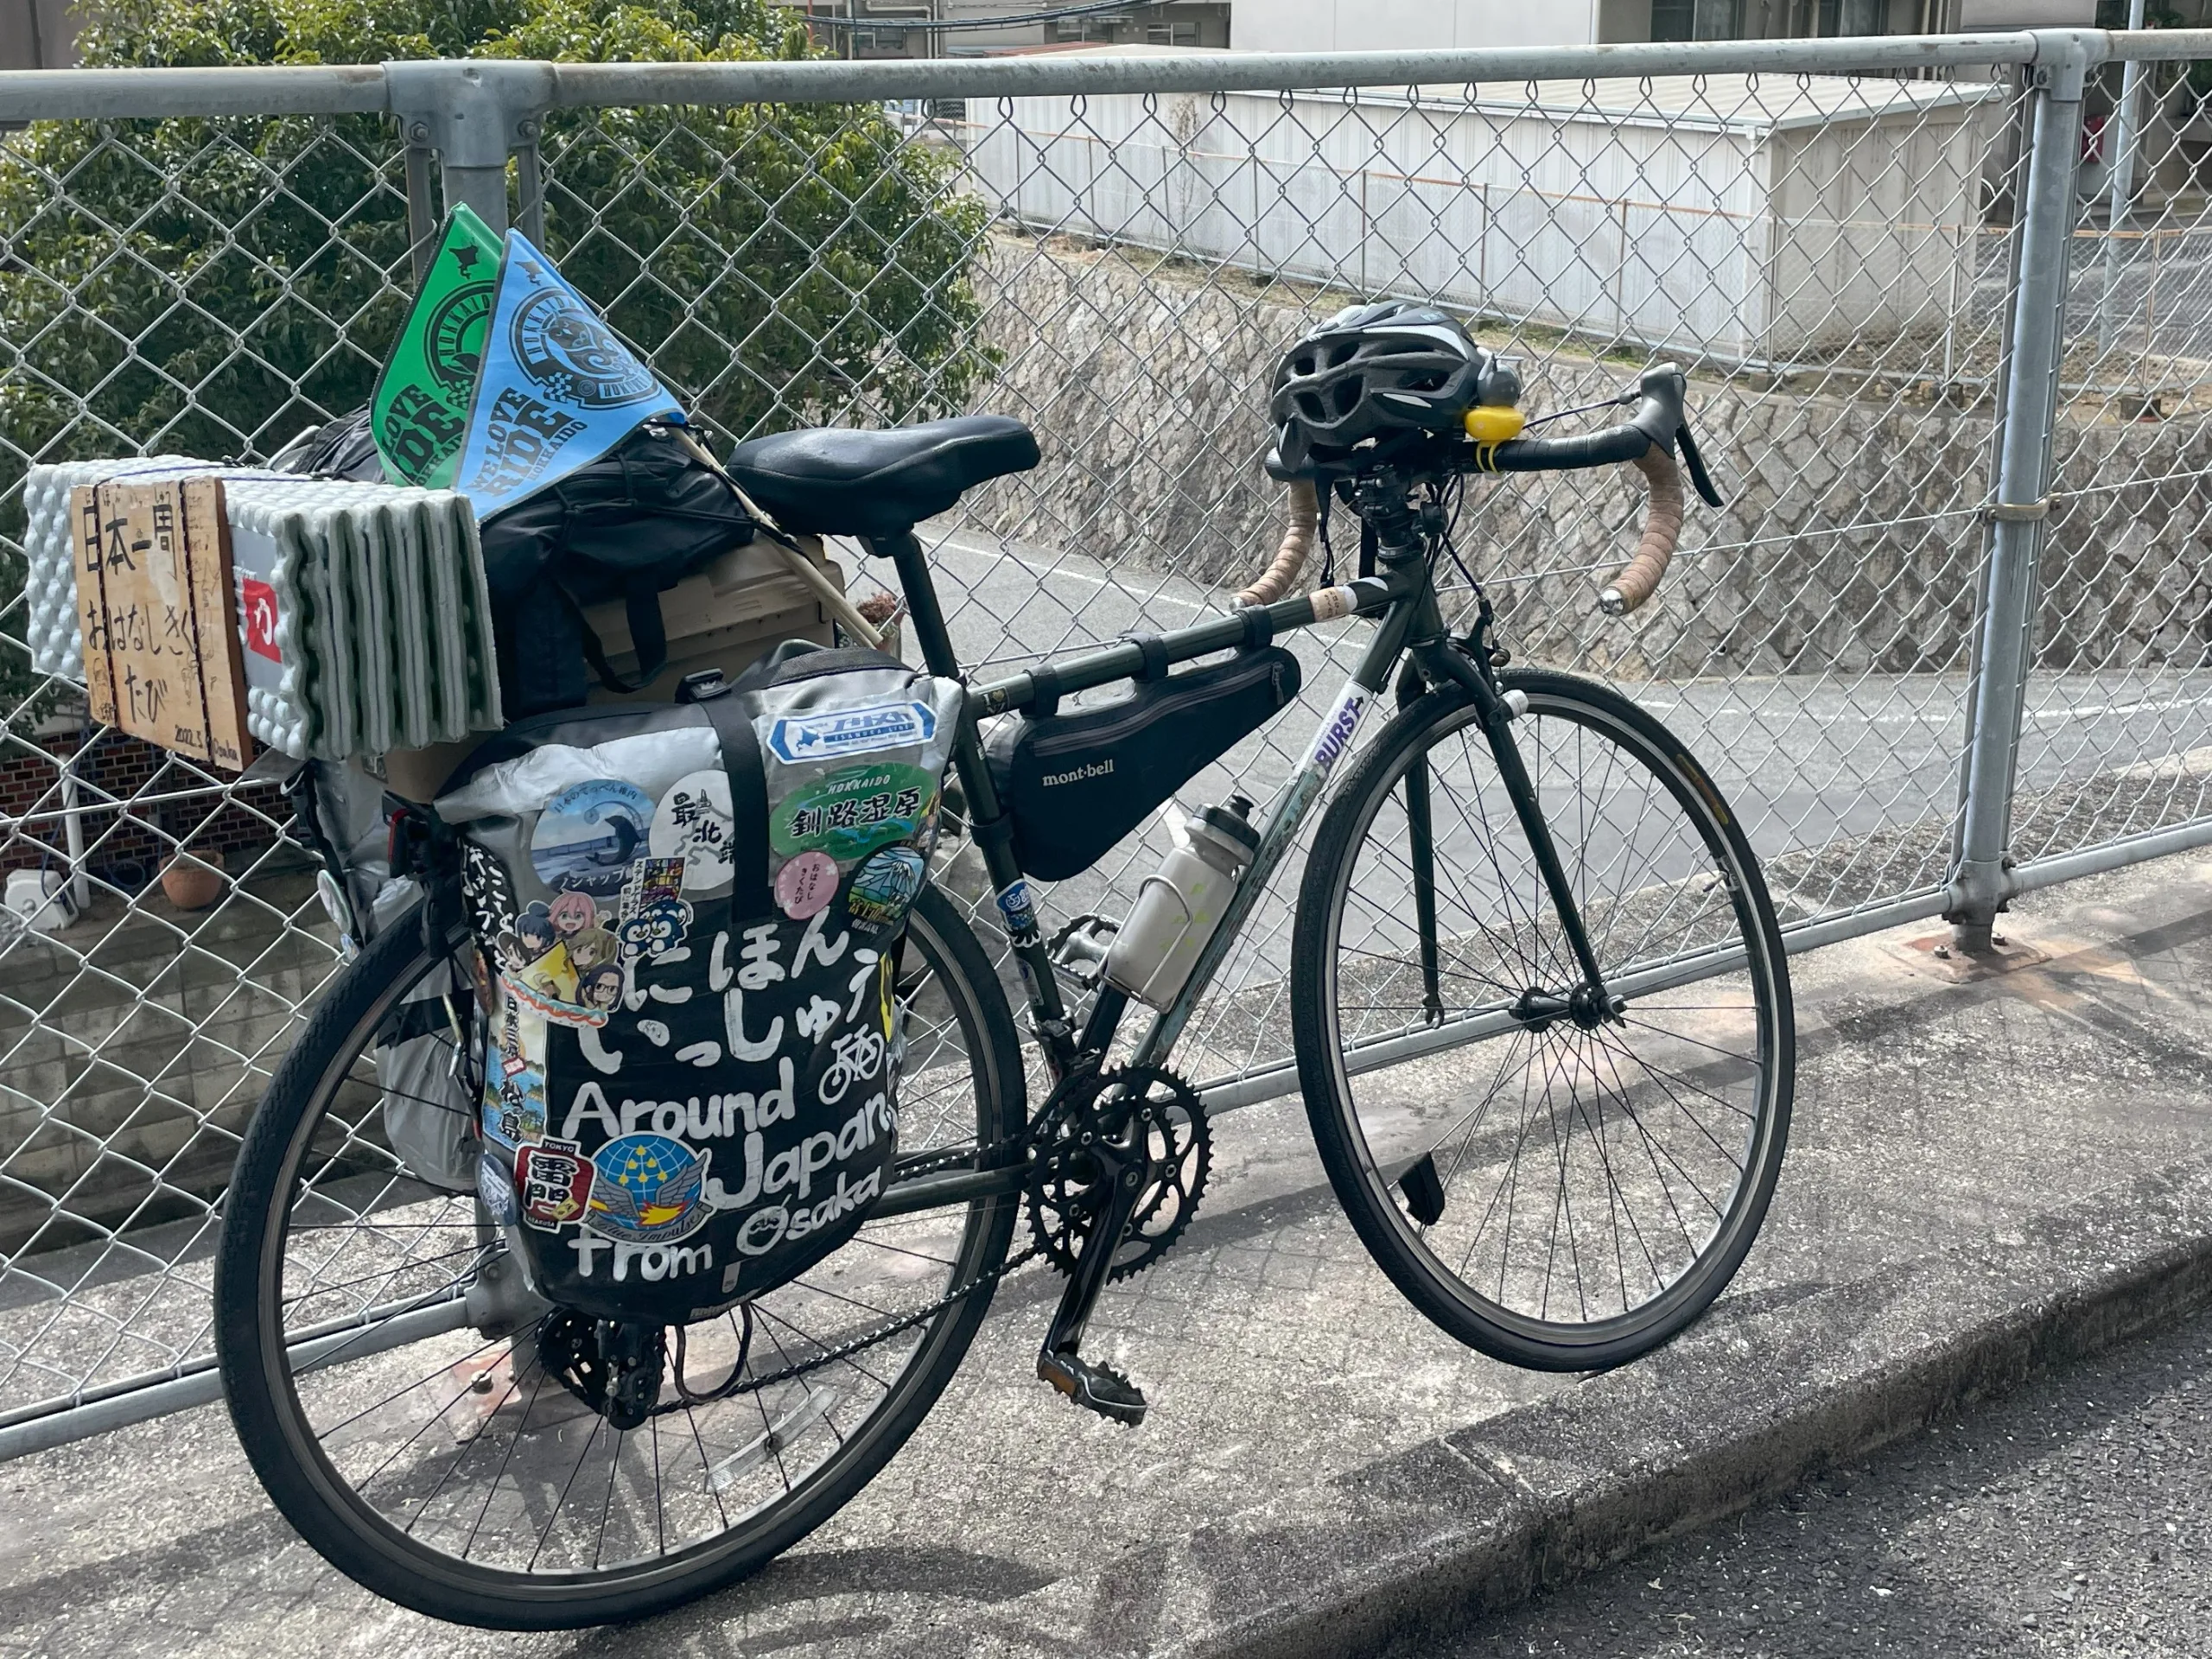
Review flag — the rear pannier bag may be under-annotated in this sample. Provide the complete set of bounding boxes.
[982,646,1301,881]
[436,642,963,1323]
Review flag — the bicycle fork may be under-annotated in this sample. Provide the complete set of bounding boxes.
[1408,637,1619,1020]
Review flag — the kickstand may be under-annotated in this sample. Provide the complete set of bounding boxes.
[1035,1129,1151,1427]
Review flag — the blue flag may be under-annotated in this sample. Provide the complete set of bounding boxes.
[454,231,684,518]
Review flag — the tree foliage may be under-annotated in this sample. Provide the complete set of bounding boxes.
[0,0,994,708]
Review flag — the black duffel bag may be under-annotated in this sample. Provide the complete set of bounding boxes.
[270,410,755,720]
[982,645,1302,881]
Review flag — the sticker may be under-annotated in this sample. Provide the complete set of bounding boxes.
[477,1151,519,1226]
[772,762,936,863]
[1299,682,1370,779]
[649,770,736,894]
[530,779,653,899]
[516,1139,594,1230]
[767,700,938,765]
[546,890,600,936]
[584,1132,711,1244]
[848,845,925,934]
[467,943,498,1014]
[776,849,840,919]
[996,879,1039,939]
[241,576,281,662]
[616,895,693,961]
[618,856,687,917]
[481,1068,547,1150]
[565,925,620,973]
[461,840,518,938]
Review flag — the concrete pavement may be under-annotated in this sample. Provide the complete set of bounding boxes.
[8,849,2212,1656]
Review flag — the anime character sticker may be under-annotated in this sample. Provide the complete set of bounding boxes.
[616,895,692,962]
[499,902,612,1028]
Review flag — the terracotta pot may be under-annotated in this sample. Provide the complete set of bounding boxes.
[160,851,226,911]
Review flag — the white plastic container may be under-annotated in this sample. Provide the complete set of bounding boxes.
[4,868,80,935]
[1105,798,1259,1009]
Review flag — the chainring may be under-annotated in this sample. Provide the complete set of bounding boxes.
[1026,1063,1211,1281]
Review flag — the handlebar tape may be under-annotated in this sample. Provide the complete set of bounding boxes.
[1238,476,1319,607]
[1599,447,1686,617]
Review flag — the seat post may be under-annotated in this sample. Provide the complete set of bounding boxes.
[869,531,961,681]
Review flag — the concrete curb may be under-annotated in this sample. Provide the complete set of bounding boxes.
[933,1154,2212,1658]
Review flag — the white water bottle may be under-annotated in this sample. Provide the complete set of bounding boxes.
[1104,797,1260,1009]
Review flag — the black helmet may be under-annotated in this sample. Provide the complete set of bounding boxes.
[1267,301,1486,477]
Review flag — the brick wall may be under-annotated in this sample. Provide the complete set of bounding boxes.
[1,728,292,887]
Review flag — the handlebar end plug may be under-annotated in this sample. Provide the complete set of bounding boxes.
[1598,587,1629,618]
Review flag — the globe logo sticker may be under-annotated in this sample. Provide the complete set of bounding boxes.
[585,1133,709,1244]
[512,289,661,408]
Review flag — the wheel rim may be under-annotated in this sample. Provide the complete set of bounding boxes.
[246,900,1006,1599]
[1319,688,1786,1349]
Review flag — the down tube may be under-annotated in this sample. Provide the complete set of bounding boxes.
[1129,678,1389,1070]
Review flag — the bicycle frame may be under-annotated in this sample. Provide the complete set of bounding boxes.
[867,511,1616,1173]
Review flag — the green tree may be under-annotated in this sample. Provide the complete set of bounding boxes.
[0,0,993,710]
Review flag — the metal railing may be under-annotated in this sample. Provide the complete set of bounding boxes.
[2,27,2209,1457]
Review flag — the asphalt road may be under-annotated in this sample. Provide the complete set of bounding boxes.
[899,522,2212,876]
[1440,1306,2212,1658]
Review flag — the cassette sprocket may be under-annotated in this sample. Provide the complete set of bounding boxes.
[1027,1063,1211,1281]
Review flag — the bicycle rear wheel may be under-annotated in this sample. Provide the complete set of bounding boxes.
[1291,667,1792,1371]
[214,882,1021,1629]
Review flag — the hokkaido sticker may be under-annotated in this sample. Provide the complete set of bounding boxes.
[516,1139,594,1230]
[584,1133,710,1245]
[775,849,839,919]
[772,761,936,864]
[648,770,735,895]
[766,700,938,765]
[531,779,652,899]
[847,845,925,934]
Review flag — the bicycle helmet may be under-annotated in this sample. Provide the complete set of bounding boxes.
[1267,301,1486,477]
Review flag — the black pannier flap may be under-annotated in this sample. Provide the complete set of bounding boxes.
[982,646,1302,881]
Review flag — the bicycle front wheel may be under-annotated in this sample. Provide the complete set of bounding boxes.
[214,881,1022,1629]
[1292,667,1792,1371]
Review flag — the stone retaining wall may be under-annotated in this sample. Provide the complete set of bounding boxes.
[959,234,2212,682]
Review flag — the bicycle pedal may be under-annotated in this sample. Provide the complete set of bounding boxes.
[1037,1348,1147,1426]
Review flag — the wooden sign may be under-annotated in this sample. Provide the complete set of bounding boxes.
[71,478,252,771]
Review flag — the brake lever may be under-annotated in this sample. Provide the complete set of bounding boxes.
[1675,423,1725,509]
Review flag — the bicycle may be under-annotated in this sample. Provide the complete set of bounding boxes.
[214,346,1792,1629]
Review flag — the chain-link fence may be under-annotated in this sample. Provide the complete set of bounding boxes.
[1,29,2207,1456]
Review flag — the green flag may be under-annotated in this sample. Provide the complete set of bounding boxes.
[372,204,505,487]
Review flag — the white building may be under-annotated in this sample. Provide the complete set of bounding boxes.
[969,68,2005,360]
[1226,0,2099,52]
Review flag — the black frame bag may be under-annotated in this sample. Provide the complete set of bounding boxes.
[440,643,963,1323]
[982,645,1302,880]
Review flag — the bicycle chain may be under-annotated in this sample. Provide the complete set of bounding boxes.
[648,1238,1046,1410]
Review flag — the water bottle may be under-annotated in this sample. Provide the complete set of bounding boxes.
[1104,796,1260,1009]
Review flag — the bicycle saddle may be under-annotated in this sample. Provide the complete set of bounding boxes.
[724,416,1039,539]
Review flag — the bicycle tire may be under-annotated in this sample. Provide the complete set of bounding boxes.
[215,881,1022,1629]
[1291,666,1793,1371]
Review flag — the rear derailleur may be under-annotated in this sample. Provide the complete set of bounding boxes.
[1025,1062,1211,1427]
[538,1312,666,1431]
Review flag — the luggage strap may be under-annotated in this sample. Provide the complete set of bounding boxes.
[679,671,772,921]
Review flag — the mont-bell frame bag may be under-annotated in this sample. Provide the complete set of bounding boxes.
[983,645,1302,881]
[438,642,964,1323]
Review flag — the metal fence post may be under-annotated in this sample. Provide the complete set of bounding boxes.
[1947,29,2103,953]
[384,59,556,238]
